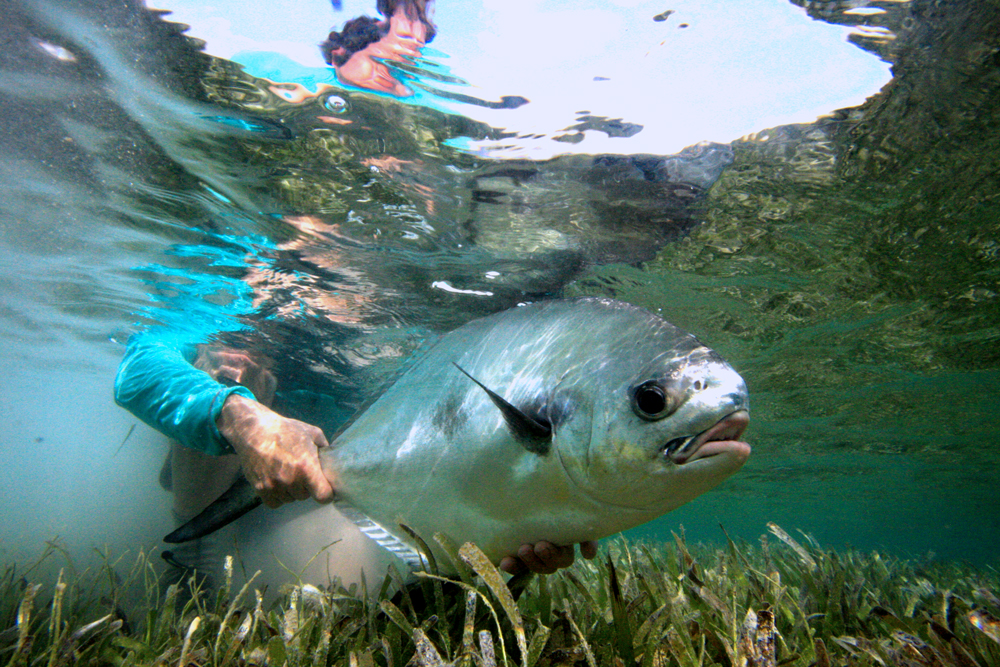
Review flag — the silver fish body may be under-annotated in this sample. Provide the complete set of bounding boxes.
[320,297,750,568]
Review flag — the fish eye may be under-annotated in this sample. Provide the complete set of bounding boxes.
[631,381,673,420]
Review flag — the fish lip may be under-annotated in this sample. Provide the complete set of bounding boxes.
[666,410,750,464]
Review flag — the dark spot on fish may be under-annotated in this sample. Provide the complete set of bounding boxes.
[497,95,529,109]
[725,391,749,412]
[432,391,468,439]
[654,10,674,22]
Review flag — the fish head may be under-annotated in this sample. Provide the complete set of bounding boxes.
[553,327,750,514]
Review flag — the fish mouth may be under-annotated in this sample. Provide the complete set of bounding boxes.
[663,411,750,465]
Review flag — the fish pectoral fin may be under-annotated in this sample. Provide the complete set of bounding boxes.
[452,362,552,455]
[163,476,262,544]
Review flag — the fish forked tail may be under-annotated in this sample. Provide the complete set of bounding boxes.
[162,478,427,571]
[163,476,262,543]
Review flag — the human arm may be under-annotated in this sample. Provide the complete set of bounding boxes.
[114,335,333,506]
[114,335,256,456]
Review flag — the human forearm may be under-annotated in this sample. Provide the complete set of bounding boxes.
[114,335,254,455]
[216,393,335,507]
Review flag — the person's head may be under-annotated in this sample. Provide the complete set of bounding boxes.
[321,0,439,96]
[320,16,385,66]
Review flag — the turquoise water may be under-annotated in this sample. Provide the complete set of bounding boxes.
[1,0,998,575]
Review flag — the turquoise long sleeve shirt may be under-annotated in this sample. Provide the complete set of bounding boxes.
[114,335,255,455]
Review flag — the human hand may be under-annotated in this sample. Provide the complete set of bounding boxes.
[499,540,599,575]
[216,394,335,508]
[195,346,277,407]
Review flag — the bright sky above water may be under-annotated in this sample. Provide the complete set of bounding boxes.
[147,0,893,158]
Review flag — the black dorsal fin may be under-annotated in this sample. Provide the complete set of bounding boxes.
[453,363,552,455]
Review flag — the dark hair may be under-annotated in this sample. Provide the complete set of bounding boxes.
[320,16,385,66]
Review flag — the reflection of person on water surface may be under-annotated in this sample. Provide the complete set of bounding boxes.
[321,0,435,96]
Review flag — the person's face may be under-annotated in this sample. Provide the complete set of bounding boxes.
[338,49,411,96]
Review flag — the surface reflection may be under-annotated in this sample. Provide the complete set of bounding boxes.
[157,0,893,158]
[321,0,436,97]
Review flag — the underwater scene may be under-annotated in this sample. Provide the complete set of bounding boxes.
[1,0,999,664]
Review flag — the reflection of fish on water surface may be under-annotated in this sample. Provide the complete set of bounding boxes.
[173,298,750,574]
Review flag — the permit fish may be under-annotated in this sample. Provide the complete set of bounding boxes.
[168,297,750,570]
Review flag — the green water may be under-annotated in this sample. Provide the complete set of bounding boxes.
[602,12,1000,555]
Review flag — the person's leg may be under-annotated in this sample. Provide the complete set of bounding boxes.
[170,441,242,520]
[165,442,243,585]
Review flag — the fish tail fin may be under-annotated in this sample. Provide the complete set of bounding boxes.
[163,476,262,543]
[163,477,428,572]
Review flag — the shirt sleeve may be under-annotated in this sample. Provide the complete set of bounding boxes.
[114,334,256,456]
